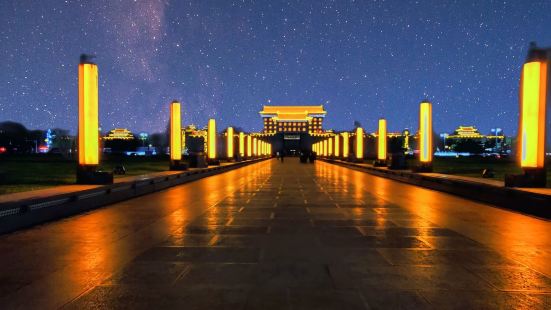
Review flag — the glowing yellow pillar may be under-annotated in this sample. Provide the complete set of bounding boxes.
[227,127,234,159]
[377,118,387,161]
[169,101,182,161]
[355,127,364,160]
[253,137,257,156]
[247,135,252,158]
[322,139,327,157]
[207,119,216,159]
[334,135,340,157]
[342,132,349,158]
[239,132,245,157]
[78,62,99,166]
[328,136,333,156]
[419,101,433,163]
[520,60,547,168]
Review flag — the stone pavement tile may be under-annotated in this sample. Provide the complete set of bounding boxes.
[360,289,431,310]
[320,235,430,248]
[252,263,335,289]
[378,249,459,266]
[244,288,290,310]
[327,248,392,266]
[210,235,267,247]
[228,219,273,226]
[352,265,494,291]
[358,227,462,237]
[313,219,397,227]
[420,290,546,310]
[320,236,376,248]
[175,263,257,289]
[103,261,190,286]
[420,236,489,250]
[391,219,439,228]
[260,245,331,263]
[135,246,261,263]
[288,289,367,310]
[465,266,551,292]
[65,285,249,310]
[184,225,269,235]
[161,234,215,247]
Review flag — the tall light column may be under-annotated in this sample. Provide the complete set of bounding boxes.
[207,119,218,164]
[328,136,333,157]
[417,100,433,171]
[77,55,112,184]
[227,127,234,159]
[247,135,252,158]
[253,137,258,156]
[239,132,245,158]
[334,135,340,157]
[169,101,186,170]
[78,61,99,167]
[506,45,548,187]
[375,118,387,166]
[342,132,349,159]
[355,127,364,161]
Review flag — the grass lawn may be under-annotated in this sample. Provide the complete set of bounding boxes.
[0,155,170,195]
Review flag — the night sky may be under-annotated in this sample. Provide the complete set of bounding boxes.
[1,1,550,135]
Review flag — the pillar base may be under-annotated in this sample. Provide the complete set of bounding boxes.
[412,163,433,173]
[188,154,208,168]
[169,160,188,171]
[505,168,546,188]
[373,160,387,167]
[207,159,220,166]
[388,153,408,170]
[76,165,113,185]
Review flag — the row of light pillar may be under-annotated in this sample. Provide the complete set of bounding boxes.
[77,44,547,187]
[76,54,272,184]
[313,100,433,171]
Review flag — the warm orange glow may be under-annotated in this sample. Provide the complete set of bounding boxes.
[378,118,387,161]
[78,63,99,166]
[342,132,349,158]
[227,127,234,158]
[419,101,433,163]
[520,61,547,168]
[239,132,245,157]
[334,135,340,157]
[169,101,182,161]
[207,119,216,159]
[355,127,364,159]
[247,135,252,157]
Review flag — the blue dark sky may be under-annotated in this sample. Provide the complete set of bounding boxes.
[1,0,550,135]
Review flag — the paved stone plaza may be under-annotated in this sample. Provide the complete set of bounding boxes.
[1,159,551,309]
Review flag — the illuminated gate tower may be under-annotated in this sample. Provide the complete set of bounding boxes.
[259,105,327,154]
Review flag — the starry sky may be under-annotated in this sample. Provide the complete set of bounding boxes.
[1,0,550,135]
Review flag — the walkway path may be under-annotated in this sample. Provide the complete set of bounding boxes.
[1,159,550,309]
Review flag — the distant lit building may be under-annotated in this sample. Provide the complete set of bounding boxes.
[259,105,327,134]
[103,128,135,140]
[447,126,485,139]
[443,125,509,155]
